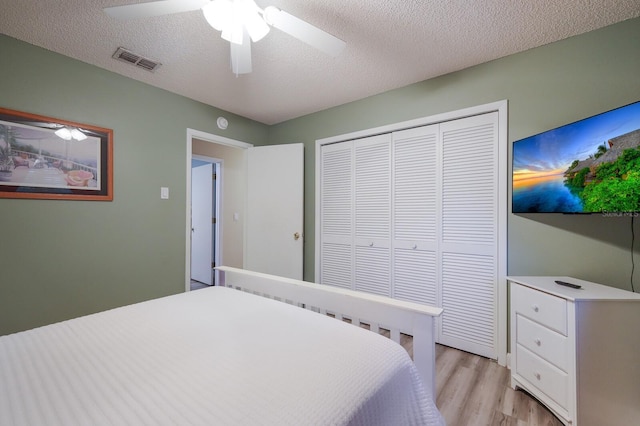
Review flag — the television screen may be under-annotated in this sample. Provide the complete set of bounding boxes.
[512,100,640,213]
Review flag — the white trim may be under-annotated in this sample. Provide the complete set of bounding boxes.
[193,154,223,162]
[496,101,509,367]
[314,139,322,284]
[188,128,253,149]
[314,100,508,366]
[316,101,507,146]
[185,128,253,292]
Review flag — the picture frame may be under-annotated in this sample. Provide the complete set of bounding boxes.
[0,107,113,201]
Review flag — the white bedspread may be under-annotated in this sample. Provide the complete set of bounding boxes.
[0,287,444,425]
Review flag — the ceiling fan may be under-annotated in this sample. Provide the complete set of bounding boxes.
[104,0,346,75]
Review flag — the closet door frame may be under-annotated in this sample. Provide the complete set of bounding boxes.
[315,100,508,366]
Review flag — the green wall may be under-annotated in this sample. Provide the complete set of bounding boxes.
[268,17,640,289]
[0,35,268,335]
[3,17,640,336]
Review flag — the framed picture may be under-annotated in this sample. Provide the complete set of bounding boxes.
[0,108,113,201]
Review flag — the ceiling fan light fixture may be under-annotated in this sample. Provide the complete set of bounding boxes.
[230,29,252,74]
[221,22,244,45]
[201,0,232,32]
[55,127,87,141]
[205,0,269,45]
[244,12,269,42]
[70,129,87,141]
[239,0,269,42]
[55,128,72,140]
[262,5,280,26]
[221,0,247,45]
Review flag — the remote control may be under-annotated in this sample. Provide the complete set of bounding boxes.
[555,280,582,289]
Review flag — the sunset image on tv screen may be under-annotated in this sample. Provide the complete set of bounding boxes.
[512,101,640,213]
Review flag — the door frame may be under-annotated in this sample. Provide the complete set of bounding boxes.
[191,156,221,286]
[185,128,253,292]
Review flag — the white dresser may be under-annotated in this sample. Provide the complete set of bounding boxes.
[508,276,640,426]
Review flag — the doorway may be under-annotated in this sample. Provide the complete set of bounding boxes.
[186,128,253,292]
[185,128,305,291]
[191,156,220,287]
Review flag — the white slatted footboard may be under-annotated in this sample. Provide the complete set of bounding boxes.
[216,266,443,399]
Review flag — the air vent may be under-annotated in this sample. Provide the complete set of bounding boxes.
[112,47,162,72]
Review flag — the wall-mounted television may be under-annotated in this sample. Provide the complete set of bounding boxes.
[512,100,640,214]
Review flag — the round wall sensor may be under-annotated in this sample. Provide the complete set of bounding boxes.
[216,117,228,130]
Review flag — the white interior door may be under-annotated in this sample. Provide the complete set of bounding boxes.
[246,144,304,280]
[191,163,213,285]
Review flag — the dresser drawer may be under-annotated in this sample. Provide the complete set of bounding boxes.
[516,314,568,372]
[516,344,569,409]
[512,283,567,335]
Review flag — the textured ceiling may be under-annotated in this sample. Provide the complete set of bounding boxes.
[1,1,639,124]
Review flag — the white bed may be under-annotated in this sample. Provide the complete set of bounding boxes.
[0,267,444,426]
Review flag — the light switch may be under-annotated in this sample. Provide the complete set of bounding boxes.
[233,212,240,221]
[161,187,169,199]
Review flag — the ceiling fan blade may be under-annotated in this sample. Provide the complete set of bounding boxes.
[230,33,252,75]
[263,6,345,57]
[104,0,209,20]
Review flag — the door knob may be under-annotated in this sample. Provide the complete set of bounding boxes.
[294,232,300,240]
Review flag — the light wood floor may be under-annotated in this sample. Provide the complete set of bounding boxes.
[433,344,563,426]
[388,332,564,425]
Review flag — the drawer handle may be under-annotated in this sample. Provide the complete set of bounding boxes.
[534,338,541,346]
[534,372,541,380]
[532,304,539,313]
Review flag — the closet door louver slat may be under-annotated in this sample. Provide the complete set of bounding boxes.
[354,134,392,296]
[392,125,439,307]
[355,246,391,296]
[439,113,498,358]
[394,249,437,305]
[320,142,354,289]
[321,144,353,238]
[321,242,352,289]
[441,252,496,349]
[393,128,438,241]
[355,135,391,241]
[442,122,496,245]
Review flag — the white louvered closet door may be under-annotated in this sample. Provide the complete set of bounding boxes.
[318,108,504,361]
[319,141,353,289]
[354,134,392,296]
[438,112,499,359]
[392,125,439,306]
